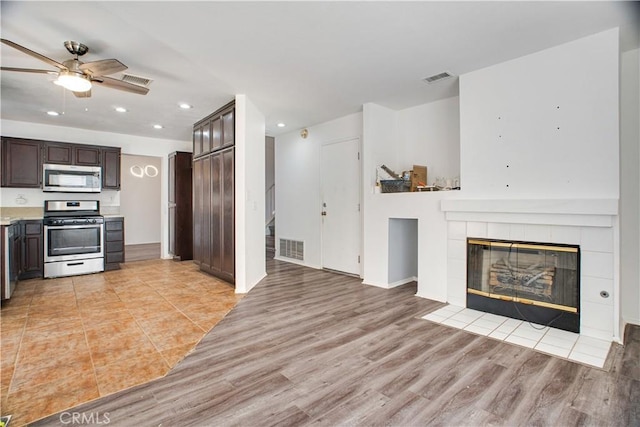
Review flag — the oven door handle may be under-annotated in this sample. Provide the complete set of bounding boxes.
[44,224,103,230]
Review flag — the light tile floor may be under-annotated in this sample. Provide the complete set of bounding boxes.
[422,304,612,369]
[0,259,243,426]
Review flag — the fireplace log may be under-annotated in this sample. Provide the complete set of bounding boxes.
[491,260,555,275]
[489,267,555,281]
[488,256,556,299]
[489,272,553,286]
[488,272,554,297]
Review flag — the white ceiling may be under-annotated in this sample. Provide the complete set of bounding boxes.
[1,1,638,142]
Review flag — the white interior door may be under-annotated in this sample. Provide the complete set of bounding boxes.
[321,138,361,275]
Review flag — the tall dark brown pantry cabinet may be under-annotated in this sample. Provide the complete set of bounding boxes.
[192,101,235,285]
[168,151,193,261]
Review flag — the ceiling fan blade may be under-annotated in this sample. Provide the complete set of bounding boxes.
[73,90,91,98]
[1,66,57,75]
[1,38,67,70]
[92,76,149,95]
[80,59,127,76]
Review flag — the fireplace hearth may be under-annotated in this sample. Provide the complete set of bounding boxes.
[467,238,580,333]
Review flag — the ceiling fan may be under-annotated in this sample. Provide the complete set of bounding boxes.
[0,39,149,97]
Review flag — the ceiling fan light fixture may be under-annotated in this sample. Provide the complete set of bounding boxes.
[55,72,92,92]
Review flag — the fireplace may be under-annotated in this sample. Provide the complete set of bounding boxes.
[466,238,580,333]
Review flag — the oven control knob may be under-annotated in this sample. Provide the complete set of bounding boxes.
[91,219,97,224]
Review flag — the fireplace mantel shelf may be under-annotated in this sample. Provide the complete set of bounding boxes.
[441,198,618,228]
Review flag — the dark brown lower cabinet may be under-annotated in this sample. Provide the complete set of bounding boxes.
[19,220,43,280]
[104,217,124,271]
[193,147,234,284]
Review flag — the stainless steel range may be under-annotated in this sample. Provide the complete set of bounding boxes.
[43,200,104,278]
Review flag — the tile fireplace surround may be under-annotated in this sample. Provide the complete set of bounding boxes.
[441,198,619,348]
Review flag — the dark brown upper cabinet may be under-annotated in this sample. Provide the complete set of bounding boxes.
[2,136,121,190]
[193,126,203,158]
[1,137,42,188]
[211,117,222,151]
[44,141,101,166]
[222,108,235,148]
[44,142,73,164]
[74,145,102,166]
[193,101,235,159]
[102,147,121,190]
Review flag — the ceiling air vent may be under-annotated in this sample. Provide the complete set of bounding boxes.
[279,238,304,261]
[121,73,153,87]
[422,72,454,84]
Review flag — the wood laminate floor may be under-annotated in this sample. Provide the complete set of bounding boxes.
[31,255,640,426]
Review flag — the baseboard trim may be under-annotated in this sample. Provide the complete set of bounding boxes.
[125,243,161,262]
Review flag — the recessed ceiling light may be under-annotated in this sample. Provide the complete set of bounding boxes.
[46,111,59,116]
[276,122,286,128]
[153,124,163,129]
[179,103,193,109]
[115,107,127,113]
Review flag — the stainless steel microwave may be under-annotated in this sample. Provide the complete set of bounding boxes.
[43,164,102,193]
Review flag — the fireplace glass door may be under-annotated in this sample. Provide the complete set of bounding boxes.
[467,238,580,332]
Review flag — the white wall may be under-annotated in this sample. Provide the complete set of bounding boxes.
[120,154,162,245]
[362,99,461,292]
[446,29,623,341]
[388,218,418,285]
[275,112,362,269]
[234,94,266,293]
[0,187,120,211]
[362,103,400,188]
[0,119,191,258]
[459,29,619,199]
[398,97,460,186]
[620,48,640,327]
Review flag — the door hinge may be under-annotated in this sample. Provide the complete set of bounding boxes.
[358,255,361,263]
[357,152,360,160]
[357,203,360,212]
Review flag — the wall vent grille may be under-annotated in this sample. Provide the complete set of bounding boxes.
[422,71,454,84]
[279,239,304,261]
[121,73,153,87]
